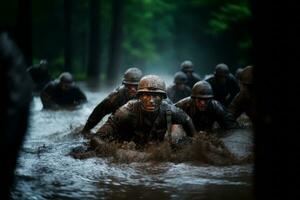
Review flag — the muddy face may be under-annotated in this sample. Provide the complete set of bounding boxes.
[125,83,138,97]
[194,98,209,111]
[139,93,163,112]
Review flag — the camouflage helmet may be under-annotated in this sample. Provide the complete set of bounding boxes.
[239,65,253,85]
[181,60,194,72]
[59,72,74,83]
[122,67,143,85]
[215,63,229,75]
[191,81,214,98]
[174,71,188,84]
[137,75,166,97]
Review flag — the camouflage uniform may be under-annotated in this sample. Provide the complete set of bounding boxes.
[83,67,143,132]
[40,73,87,109]
[175,80,238,132]
[167,71,191,103]
[205,63,240,107]
[228,66,255,121]
[92,75,196,147]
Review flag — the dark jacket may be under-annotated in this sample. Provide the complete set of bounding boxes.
[94,100,196,145]
[83,85,134,131]
[167,84,191,103]
[205,74,240,107]
[182,71,201,89]
[228,88,255,122]
[175,97,238,132]
[40,80,87,109]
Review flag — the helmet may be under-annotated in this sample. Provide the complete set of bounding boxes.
[137,75,166,97]
[191,81,214,98]
[59,72,74,83]
[239,65,253,85]
[122,67,143,85]
[174,71,187,84]
[181,60,194,72]
[215,63,229,75]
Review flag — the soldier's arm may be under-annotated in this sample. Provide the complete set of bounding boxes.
[228,92,244,119]
[212,101,238,130]
[83,90,121,132]
[172,106,197,137]
[40,83,60,109]
[91,105,130,145]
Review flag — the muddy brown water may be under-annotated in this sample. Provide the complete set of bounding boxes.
[11,82,254,200]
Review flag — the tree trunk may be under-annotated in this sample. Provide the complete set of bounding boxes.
[106,0,124,86]
[64,0,72,72]
[87,0,101,88]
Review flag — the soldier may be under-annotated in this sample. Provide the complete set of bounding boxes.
[90,75,197,149]
[180,60,201,89]
[175,81,238,132]
[167,71,191,103]
[40,72,87,109]
[205,63,240,107]
[82,68,143,134]
[235,67,243,81]
[228,66,255,122]
[27,59,52,93]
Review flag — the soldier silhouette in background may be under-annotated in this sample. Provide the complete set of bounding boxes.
[40,72,87,110]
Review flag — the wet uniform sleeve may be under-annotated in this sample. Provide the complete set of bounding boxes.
[94,105,131,141]
[83,91,120,131]
[40,83,59,109]
[212,101,238,130]
[228,92,244,120]
[171,106,197,137]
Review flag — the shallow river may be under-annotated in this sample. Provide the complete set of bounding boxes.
[11,80,254,200]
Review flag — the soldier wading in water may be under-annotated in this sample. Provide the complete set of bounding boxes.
[82,67,143,135]
[90,75,197,149]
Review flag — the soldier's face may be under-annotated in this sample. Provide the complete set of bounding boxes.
[215,73,228,84]
[60,82,72,91]
[125,84,138,97]
[139,93,163,112]
[194,98,208,111]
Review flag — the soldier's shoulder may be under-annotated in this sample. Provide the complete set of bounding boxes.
[167,84,175,90]
[209,99,226,111]
[204,74,214,82]
[106,85,125,98]
[175,97,191,106]
[192,72,201,80]
[121,99,139,111]
[228,73,238,82]
[45,80,58,89]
